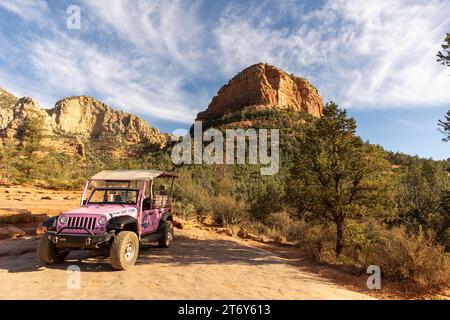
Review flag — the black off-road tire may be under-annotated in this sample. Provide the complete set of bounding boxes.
[37,234,69,264]
[158,220,174,248]
[110,231,139,270]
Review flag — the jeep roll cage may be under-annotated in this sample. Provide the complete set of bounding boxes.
[80,170,178,209]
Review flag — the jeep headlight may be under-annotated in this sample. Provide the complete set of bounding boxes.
[98,216,107,225]
[59,215,67,224]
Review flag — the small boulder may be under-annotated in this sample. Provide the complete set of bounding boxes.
[237,229,247,238]
[0,227,26,239]
[223,228,233,236]
[273,235,287,246]
[260,237,273,244]
[172,218,184,229]
[8,226,26,238]
[0,228,10,240]
[245,233,260,241]
[35,225,48,235]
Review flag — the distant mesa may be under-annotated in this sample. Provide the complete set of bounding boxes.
[196,63,324,123]
[0,63,324,157]
[0,90,168,157]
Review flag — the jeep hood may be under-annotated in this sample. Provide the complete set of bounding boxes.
[62,205,138,219]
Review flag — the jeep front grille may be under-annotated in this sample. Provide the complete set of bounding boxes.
[67,216,97,231]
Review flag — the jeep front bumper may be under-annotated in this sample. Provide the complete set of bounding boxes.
[46,230,114,248]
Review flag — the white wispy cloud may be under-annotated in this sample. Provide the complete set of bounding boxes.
[213,0,450,108]
[0,0,49,24]
[0,0,449,128]
[26,32,200,123]
[80,0,212,73]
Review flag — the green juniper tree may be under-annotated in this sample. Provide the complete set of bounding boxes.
[288,102,395,256]
[18,111,48,179]
[437,33,450,141]
[438,110,450,142]
[437,33,450,67]
[0,138,17,181]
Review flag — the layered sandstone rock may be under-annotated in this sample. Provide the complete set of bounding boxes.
[0,96,54,139]
[196,63,323,122]
[0,90,168,156]
[47,96,168,146]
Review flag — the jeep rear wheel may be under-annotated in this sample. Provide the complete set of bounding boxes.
[159,220,173,248]
[37,234,69,264]
[110,231,139,270]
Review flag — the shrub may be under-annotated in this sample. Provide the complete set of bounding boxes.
[287,219,450,289]
[211,194,247,226]
[38,177,86,190]
[174,201,196,220]
[266,211,293,236]
[287,220,336,261]
[240,219,273,236]
[362,226,450,289]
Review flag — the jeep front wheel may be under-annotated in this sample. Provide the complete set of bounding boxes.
[159,220,174,248]
[110,231,139,270]
[37,234,69,264]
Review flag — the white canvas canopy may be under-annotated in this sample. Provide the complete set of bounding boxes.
[90,170,177,181]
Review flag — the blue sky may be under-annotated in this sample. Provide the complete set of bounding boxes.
[0,0,449,160]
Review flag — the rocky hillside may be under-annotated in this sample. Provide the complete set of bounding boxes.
[196,63,324,123]
[0,89,168,157]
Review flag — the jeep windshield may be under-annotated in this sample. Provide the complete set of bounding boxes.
[87,188,139,205]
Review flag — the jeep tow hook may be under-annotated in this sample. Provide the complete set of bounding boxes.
[85,237,92,245]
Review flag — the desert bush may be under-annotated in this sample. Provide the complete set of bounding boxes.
[266,211,293,236]
[240,219,273,236]
[39,177,86,190]
[361,226,450,289]
[174,201,196,220]
[210,194,248,226]
[287,220,336,261]
[173,170,212,216]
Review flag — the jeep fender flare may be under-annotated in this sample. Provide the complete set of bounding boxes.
[107,215,138,233]
[157,211,173,231]
[42,216,57,229]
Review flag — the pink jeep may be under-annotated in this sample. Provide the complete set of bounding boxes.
[37,170,178,270]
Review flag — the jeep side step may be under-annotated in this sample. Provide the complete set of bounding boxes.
[139,230,163,243]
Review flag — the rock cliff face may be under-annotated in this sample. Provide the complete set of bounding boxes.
[0,90,168,157]
[196,63,323,122]
[47,96,167,145]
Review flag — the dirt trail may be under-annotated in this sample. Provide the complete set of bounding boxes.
[0,225,373,300]
[0,186,374,300]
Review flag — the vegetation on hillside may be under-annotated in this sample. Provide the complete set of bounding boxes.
[0,34,449,291]
[1,101,449,291]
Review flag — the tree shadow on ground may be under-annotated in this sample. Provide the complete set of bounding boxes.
[0,234,308,274]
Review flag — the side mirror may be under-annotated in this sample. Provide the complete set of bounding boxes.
[82,199,87,205]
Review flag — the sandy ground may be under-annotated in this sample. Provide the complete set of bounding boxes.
[0,185,81,216]
[0,185,377,299]
[0,225,374,300]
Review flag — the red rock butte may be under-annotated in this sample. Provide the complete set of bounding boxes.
[196,63,324,122]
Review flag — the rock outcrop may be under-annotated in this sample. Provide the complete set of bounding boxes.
[0,97,54,139]
[0,90,169,156]
[196,63,323,122]
[47,96,167,145]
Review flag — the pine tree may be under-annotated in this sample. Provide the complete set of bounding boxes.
[437,33,450,67]
[438,110,450,142]
[288,102,395,256]
[437,33,450,142]
[19,111,48,179]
